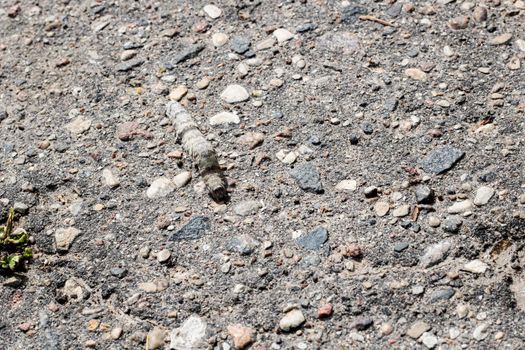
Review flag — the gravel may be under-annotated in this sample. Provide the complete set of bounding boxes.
[2,1,524,349]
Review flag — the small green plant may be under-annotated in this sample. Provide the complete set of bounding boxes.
[0,208,32,271]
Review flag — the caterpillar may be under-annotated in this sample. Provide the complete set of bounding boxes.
[166,102,227,202]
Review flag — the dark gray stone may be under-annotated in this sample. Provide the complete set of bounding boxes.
[110,267,128,279]
[386,3,403,18]
[430,288,455,303]
[289,163,323,193]
[0,106,7,121]
[169,216,210,241]
[419,146,465,174]
[230,36,251,54]
[342,5,368,24]
[384,97,398,112]
[394,242,409,252]
[172,44,205,64]
[350,318,373,331]
[442,216,462,233]
[115,57,145,72]
[296,23,317,33]
[361,123,374,135]
[226,234,259,255]
[415,186,434,204]
[309,135,321,145]
[297,227,328,250]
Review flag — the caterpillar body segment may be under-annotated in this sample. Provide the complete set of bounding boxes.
[166,102,227,201]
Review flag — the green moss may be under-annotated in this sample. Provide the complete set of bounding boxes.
[0,208,32,272]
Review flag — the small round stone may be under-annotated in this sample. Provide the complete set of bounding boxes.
[157,249,171,263]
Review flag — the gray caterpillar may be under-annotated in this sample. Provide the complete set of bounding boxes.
[166,101,227,201]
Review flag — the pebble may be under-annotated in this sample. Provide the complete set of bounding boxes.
[238,132,264,149]
[220,84,250,103]
[516,39,525,52]
[296,227,328,251]
[405,68,427,81]
[430,288,455,303]
[473,7,488,22]
[342,5,368,23]
[147,177,175,199]
[289,163,323,193]
[442,216,462,233]
[111,327,123,340]
[102,168,120,188]
[227,324,256,350]
[472,323,488,341]
[447,200,472,214]
[495,331,505,340]
[421,332,438,349]
[489,33,513,46]
[13,202,29,214]
[195,77,210,89]
[457,304,469,318]
[474,186,494,206]
[392,205,410,217]
[296,23,316,33]
[231,36,251,54]
[234,200,262,216]
[256,37,276,51]
[226,235,259,255]
[277,150,298,164]
[115,57,145,72]
[317,32,360,54]
[169,216,210,241]
[462,259,488,274]
[350,318,373,331]
[110,267,127,279]
[415,186,434,204]
[120,50,137,61]
[428,216,441,227]
[170,315,207,350]
[173,171,191,188]
[172,44,205,64]
[374,202,390,217]
[279,309,305,332]
[317,303,333,318]
[65,116,92,135]
[420,240,451,268]
[209,112,240,126]
[18,322,32,332]
[139,246,151,258]
[381,323,394,336]
[419,146,464,174]
[394,242,409,253]
[3,276,21,287]
[147,327,166,350]
[157,249,171,263]
[273,28,293,43]
[203,4,222,19]
[169,85,188,101]
[448,16,469,30]
[335,179,357,192]
[449,327,461,339]
[406,321,431,339]
[212,33,228,47]
[116,122,152,141]
[55,227,81,252]
[139,279,169,293]
[412,285,425,295]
